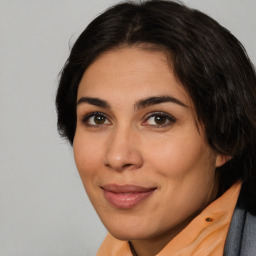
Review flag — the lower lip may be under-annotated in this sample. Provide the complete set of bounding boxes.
[103,189,155,209]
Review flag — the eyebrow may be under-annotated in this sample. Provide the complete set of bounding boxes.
[134,96,188,110]
[77,97,111,108]
[76,95,187,109]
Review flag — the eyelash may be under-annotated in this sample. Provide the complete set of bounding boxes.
[143,112,176,127]
[81,111,176,128]
[81,112,111,127]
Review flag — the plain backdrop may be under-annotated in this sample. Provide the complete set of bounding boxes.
[0,0,255,255]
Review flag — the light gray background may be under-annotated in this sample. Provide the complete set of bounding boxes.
[0,0,255,255]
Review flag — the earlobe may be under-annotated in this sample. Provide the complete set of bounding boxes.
[215,154,231,168]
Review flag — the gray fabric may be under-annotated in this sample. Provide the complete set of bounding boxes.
[240,212,256,255]
[224,190,256,256]
[224,207,246,255]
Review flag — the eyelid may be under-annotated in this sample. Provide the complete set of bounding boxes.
[80,111,176,128]
[142,111,176,127]
[81,111,111,126]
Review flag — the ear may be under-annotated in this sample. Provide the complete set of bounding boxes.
[215,154,231,168]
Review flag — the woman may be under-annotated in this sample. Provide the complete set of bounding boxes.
[56,1,256,255]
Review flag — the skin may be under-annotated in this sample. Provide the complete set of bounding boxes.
[73,47,227,256]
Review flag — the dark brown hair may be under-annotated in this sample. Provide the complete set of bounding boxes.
[56,0,256,211]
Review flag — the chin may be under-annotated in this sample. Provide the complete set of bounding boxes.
[110,230,148,241]
[103,220,151,241]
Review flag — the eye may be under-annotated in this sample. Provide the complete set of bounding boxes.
[143,112,176,127]
[82,112,111,126]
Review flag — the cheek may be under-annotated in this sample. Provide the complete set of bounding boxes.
[73,132,103,180]
[143,135,216,223]
[144,132,210,178]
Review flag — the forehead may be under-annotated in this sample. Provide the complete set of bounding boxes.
[77,47,190,106]
[88,46,169,73]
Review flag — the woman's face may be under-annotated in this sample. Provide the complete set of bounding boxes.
[73,47,225,243]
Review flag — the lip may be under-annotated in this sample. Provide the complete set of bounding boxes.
[101,184,156,209]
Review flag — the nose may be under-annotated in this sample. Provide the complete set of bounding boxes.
[104,126,143,171]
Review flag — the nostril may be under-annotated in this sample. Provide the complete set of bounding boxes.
[103,143,143,171]
[104,162,133,171]
[104,162,111,168]
[123,163,132,167]
[122,163,133,169]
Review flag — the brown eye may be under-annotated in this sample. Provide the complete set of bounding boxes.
[154,115,167,125]
[144,112,176,127]
[94,115,106,124]
[83,112,111,126]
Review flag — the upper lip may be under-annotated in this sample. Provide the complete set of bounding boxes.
[101,184,157,193]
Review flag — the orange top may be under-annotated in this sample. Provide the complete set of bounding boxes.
[97,182,241,256]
